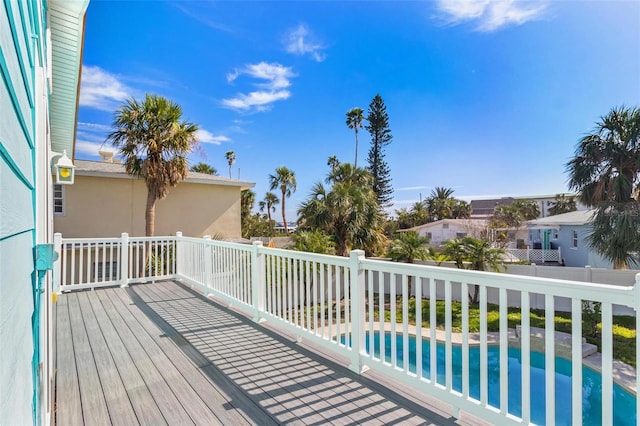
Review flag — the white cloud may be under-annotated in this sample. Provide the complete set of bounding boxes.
[435,0,548,32]
[75,139,111,156]
[284,24,326,62]
[196,129,230,145]
[222,62,295,112]
[77,121,111,131]
[79,66,131,111]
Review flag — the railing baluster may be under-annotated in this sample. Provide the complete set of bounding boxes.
[402,274,409,374]
[445,280,452,391]
[367,269,374,359]
[480,285,488,407]
[571,298,582,426]
[601,302,613,426]
[390,273,397,368]
[328,265,333,340]
[416,277,422,379]
[461,282,469,399]
[344,264,350,348]
[378,270,384,363]
[429,278,436,383]
[499,288,508,414]
[336,265,341,343]
[545,294,556,426]
[521,291,531,424]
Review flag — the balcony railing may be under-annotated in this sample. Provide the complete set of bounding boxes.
[505,248,562,263]
[52,232,639,425]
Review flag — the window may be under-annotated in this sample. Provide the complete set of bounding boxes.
[572,230,578,248]
[426,232,432,240]
[553,230,559,240]
[442,224,449,229]
[53,184,64,215]
[456,232,467,238]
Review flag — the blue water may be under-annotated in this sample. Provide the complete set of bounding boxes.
[357,332,636,425]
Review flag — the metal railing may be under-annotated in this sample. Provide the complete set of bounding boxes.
[53,233,639,425]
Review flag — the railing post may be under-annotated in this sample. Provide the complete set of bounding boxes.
[203,235,212,294]
[527,247,531,262]
[349,249,366,374]
[584,265,592,283]
[251,241,265,323]
[558,246,562,264]
[175,232,183,278]
[52,233,62,294]
[120,233,129,287]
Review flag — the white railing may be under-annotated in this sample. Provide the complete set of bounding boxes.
[53,233,176,292]
[53,233,639,425]
[505,247,561,263]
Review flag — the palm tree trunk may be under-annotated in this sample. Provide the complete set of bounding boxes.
[354,128,358,169]
[145,191,156,237]
[267,210,274,237]
[281,190,288,233]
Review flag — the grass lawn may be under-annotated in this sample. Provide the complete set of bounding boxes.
[378,298,637,368]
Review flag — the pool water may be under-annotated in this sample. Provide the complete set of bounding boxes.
[359,332,636,425]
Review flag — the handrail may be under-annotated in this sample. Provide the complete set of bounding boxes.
[53,232,639,425]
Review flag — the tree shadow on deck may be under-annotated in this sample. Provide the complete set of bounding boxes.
[126,280,468,426]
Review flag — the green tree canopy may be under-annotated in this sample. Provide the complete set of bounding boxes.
[442,237,505,303]
[548,194,578,216]
[425,187,471,221]
[567,106,640,268]
[108,94,198,236]
[298,163,385,256]
[240,189,255,234]
[365,94,393,209]
[190,162,217,175]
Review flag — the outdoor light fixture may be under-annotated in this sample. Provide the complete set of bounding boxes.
[53,150,75,185]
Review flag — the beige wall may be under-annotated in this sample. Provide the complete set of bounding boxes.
[55,175,242,238]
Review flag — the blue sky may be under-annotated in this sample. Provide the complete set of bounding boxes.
[76,0,640,220]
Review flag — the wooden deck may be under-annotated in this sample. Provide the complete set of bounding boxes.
[54,280,482,425]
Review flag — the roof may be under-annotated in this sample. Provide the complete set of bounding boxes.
[401,218,489,232]
[49,0,90,157]
[74,160,255,190]
[527,209,596,228]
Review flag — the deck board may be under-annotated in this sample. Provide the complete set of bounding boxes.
[55,280,484,425]
[85,290,167,426]
[66,293,111,425]
[55,292,83,426]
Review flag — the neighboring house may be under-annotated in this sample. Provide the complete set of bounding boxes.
[401,219,488,245]
[54,159,255,239]
[470,193,586,219]
[1,1,88,424]
[527,209,621,268]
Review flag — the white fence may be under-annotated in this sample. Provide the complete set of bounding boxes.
[53,233,640,426]
[505,248,561,263]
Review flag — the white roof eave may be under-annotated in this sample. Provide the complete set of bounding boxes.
[49,0,89,158]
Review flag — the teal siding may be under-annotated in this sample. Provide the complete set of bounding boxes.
[0,0,38,424]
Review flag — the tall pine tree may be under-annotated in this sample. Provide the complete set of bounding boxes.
[365,94,393,209]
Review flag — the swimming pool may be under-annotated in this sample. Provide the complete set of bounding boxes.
[361,332,636,425]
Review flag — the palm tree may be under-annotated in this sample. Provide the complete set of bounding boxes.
[108,94,198,236]
[269,166,297,233]
[387,231,432,295]
[443,237,505,303]
[190,162,217,175]
[241,189,255,233]
[548,194,577,216]
[259,192,280,236]
[327,155,340,173]
[346,107,364,168]
[225,151,236,178]
[298,164,385,256]
[567,106,640,269]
